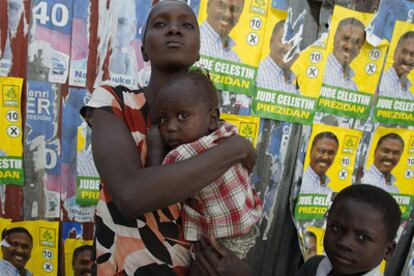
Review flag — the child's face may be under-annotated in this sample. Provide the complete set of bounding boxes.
[323,199,395,275]
[156,84,214,149]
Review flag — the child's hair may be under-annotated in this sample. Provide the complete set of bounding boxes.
[329,184,401,241]
[164,70,218,110]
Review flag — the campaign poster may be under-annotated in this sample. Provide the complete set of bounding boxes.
[251,8,317,125]
[374,21,414,127]
[27,0,74,84]
[23,81,61,219]
[316,6,387,120]
[0,77,24,185]
[295,123,362,220]
[0,0,30,77]
[0,220,59,275]
[75,121,100,207]
[359,126,414,219]
[93,0,152,89]
[68,0,90,87]
[64,238,93,276]
[298,226,324,261]
[220,113,260,146]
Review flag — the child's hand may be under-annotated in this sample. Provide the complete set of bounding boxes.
[219,135,257,173]
[146,126,167,166]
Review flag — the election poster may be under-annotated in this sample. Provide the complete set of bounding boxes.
[220,113,261,146]
[23,81,61,219]
[0,77,24,185]
[93,0,152,89]
[359,126,414,219]
[295,123,362,220]
[298,226,324,261]
[0,220,59,275]
[64,238,93,276]
[316,6,387,120]
[0,0,30,78]
[374,21,414,127]
[68,0,90,87]
[251,8,318,125]
[27,0,74,84]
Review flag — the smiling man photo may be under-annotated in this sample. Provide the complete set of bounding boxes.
[361,133,404,194]
[300,132,339,195]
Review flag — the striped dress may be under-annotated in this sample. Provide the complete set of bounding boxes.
[81,85,190,276]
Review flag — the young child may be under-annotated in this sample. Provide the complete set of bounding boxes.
[147,70,262,258]
[296,184,401,276]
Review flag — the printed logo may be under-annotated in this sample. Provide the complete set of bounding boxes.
[342,135,358,154]
[39,227,56,248]
[2,85,19,107]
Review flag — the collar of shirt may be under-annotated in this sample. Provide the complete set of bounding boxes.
[202,21,236,51]
[371,164,396,186]
[265,56,295,84]
[307,166,331,187]
[316,256,382,276]
[329,53,355,80]
[0,259,32,276]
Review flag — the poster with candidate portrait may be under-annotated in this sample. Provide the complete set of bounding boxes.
[64,238,93,276]
[0,220,59,275]
[295,123,362,220]
[93,0,152,89]
[252,8,317,125]
[359,126,414,219]
[68,0,90,87]
[195,0,269,99]
[27,0,74,84]
[0,0,30,78]
[23,80,61,219]
[374,21,414,127]
[316,6,387,121]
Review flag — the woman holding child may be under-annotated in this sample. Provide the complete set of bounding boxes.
[81,1,255,275]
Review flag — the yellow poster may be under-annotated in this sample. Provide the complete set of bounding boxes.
[374,21,414,126]
[0,77,24,185]
[299,226,325,261]
[317,6,388,120]
[64,238,93,276]
[0,220,59,275]
[361,126,414,218]
[220,113,260,146]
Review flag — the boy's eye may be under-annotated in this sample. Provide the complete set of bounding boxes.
[159,117,167,124]
[330,225,343,233]
[178,112,188,120]
[357,234,371,242]
[183,22,194,29]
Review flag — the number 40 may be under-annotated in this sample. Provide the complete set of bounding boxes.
[32,1,69,27]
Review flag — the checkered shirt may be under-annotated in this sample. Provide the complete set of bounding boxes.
[0,260,32,276]
[163,121,263,241]
[379,67,414,101]
[323,53,359,91]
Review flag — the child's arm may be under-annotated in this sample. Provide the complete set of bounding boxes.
[146,126,167,166]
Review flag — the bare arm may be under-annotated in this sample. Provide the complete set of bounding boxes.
[91,109,256,219]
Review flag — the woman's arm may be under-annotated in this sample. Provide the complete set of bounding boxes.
[91,109,256,219]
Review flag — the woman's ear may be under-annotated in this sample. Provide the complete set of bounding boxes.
[141,46,149,62]
[209,108,220,132]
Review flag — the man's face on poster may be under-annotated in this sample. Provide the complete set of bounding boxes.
[393,37,414,78]
[270,23,296,70]
[309,137,338,178]
[373,138,404,175]
[73,249,93,276]
[332,23,365,67]
[1,232,32,271]
[206,0,244,38]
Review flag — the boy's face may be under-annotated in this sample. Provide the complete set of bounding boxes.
[156,81,215,149]
[324,199,395,275]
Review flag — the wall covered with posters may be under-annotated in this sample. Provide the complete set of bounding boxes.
[0,0,414,275]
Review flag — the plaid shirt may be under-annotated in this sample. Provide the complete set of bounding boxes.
[163,121,262,241]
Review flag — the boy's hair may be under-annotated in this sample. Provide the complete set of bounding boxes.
[166,70,218,110]
[330,184,401,241]
[2,227,33,243]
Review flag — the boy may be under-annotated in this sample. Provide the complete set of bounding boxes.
[147,71,262,258]
[296,184,401,276]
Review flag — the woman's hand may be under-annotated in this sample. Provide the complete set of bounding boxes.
[219,135,257,173]
[190,236,251,276]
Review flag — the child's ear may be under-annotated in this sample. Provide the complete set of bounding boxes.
[383,241,396,261]
[208,108,220,132]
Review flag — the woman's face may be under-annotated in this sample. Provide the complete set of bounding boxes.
[142,1,200,71]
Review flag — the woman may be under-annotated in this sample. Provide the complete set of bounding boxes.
[82,1,255,275]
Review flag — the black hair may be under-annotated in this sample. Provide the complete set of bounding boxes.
[375,133,404,152]
[72,244,93,265]
[2,227,33,244]
[271,20,285,38]
[336,17,366,42]
[161,70,219,110]
[396,31,414,50]
[329,184,401,241]
[311,132,339,151]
